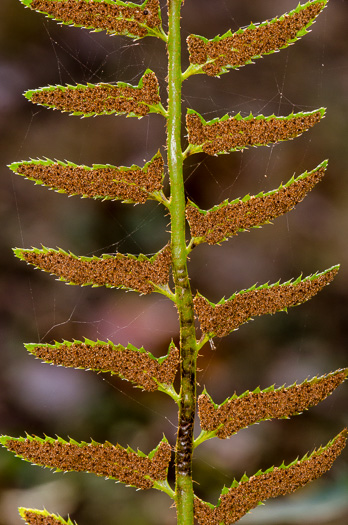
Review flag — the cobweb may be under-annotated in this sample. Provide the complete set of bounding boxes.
[3,1,347,524]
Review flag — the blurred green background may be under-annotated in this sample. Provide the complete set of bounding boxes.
[0,1,347,524]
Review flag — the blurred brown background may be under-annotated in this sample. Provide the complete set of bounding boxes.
[0,1,347,524]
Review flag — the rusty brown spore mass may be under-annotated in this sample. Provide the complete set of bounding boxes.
[186,166,325,244]
[30,72,160,117]
[194,267,338,337]
[30,0,161,38]
[21,511,62,525]
[186,111,323,156]
[7,438,171,490]
[198,370,347,439]
[20,244,171,294]
[194,430,347,525]
[16,154,164,204]
[188,2,325,76]
[31,342,180,391]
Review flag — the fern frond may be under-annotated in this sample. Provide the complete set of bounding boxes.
[13,244,172,295]
[25,340,179,391]
[187,0,327,77]
[194,429,347,525]
[19,507,76,525]
[0,435,171,490]
[25,70,163,118]
[20,0,165,40]
[194,266,338,337]
[9,151,164,204]
[198,369,348,439]
[186,108,325,156]
[186,161,327,245]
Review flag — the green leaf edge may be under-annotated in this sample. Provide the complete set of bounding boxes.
[188,0,328,75]
[14,245,166,264]
[24,338,177,371]
[8,150,164,203]
[202,368,348,409]
[24,69,164,118]
[12,243,171,294]
[0,434,170,475]
[196,265,339,308]
[188,160,327,217]
[187,107,326,128]
[13,244,165,275]
[20,0,166,41]
[196,429,347,511]
[221,429,347,497]
[187,160,328,242]
[18,507,76,525]
[186,107,326,155]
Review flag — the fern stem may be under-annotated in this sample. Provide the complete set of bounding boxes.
[167,1,196,523]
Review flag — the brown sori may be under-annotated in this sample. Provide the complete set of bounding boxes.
[194,267,338,338]
[29,72,160,117]
[198,369,347,438]
[186,165,325,244]
[187,2,325,76]
[21,511,63,525]
[29,0,161,38]
[28,341,180,391]
[17,244,171,294]
[194,430,347,525]
[6,438,171,490]
[186,111,323,155]
[14,154,164,204]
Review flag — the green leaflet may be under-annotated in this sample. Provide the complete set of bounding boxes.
[24,70,166,118]
[20,0,166,41]
[186,161,327,245]
[197,369,348,440]
[9,151,165,204]
[19,507,76,525]
[194,266,339,337]
[13,244,171,295]
[186,0,327,77]
[186,108,325,156]
[0,435,172,490]
[194,430,347,525]
[25,339,180,392]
